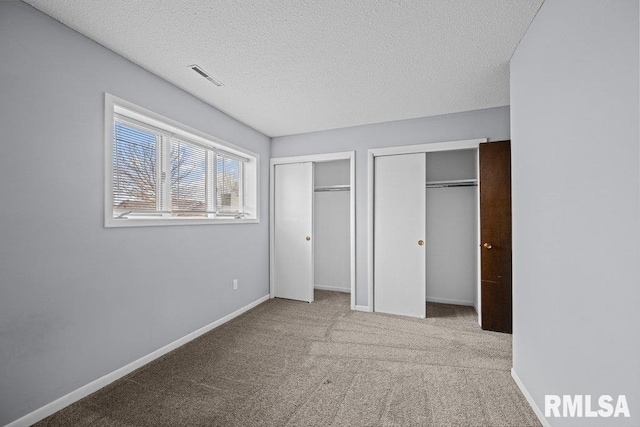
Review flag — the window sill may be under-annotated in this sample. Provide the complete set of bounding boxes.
[105,216,259,228]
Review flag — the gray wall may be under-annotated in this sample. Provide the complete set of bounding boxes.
[425,150,477,307]
[272,107,510,306]
[0,2,270,425]
[314,160,351,292]
[510,0,640,426]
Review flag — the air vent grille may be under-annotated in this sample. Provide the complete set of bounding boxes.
[189,65,223,87]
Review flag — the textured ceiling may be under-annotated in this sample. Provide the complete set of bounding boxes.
[24,0,543,137]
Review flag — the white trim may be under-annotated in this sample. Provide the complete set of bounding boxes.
[108,94,256,159]
[511,368,551,427]
[106,217,260,228]
[310,164,315,303]
[270,151,354,165]
[5,294,269,427]
[349,154,356,310]
[314,284,350,293]
[369,138,485,157]
[426,297,475,307]
[104,93,260,228]
[104,94,115,229]
[367,150,375,310]
[269,158,276,299]
[354,305,372,312]
[367,138,487,314]
[269,151,357,310]
[475,147,482,326]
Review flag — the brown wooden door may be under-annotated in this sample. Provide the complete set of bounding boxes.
[479,141,512,333]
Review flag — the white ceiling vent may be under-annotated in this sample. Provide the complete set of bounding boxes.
[189,65,223,87]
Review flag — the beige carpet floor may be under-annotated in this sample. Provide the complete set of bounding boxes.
[36,291,540,426]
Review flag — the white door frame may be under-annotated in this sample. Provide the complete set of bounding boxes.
[367,138,487,323]
[270,151,356,309]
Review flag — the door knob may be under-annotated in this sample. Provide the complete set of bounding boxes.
[483,242,492,249]
[418,240,425,246]
[306,236,311,241]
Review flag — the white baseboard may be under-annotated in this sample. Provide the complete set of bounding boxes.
[6,294,270,427]
[426,296,475,307]
[511,367,551,427]
[314,284,350,293]
[353,305,371,312]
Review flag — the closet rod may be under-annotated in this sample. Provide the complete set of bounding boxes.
[426,183,477,188]
[314,184,350,192]
[426,179,477,188]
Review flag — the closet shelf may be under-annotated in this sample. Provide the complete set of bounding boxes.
[426,179,477,188]
[314,184,350,192]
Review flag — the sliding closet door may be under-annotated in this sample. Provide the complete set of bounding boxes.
[479,141,512,333]
[274,162,314,302]
[374,153,426,318]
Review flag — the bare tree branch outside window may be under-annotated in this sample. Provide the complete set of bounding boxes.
[113,122,240,217]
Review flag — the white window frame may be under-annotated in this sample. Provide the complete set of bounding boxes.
[104,93,259,227]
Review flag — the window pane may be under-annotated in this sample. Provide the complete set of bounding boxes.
[113,122,158,213]
[170,139,207,217]
[217,154,242,214]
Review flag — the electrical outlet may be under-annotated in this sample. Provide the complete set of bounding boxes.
[232,279,238,290]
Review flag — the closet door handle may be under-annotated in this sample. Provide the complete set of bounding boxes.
[306,236,311,241]
[483,242,492,250]
[418,240,425,246]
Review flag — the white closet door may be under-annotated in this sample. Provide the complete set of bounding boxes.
[374,153,426,318]
[274,162,314,302]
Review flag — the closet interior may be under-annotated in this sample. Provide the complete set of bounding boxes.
[425,149,478,313]
[314,160,351,294]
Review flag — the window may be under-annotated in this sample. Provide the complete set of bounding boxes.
[105,94,259,227]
